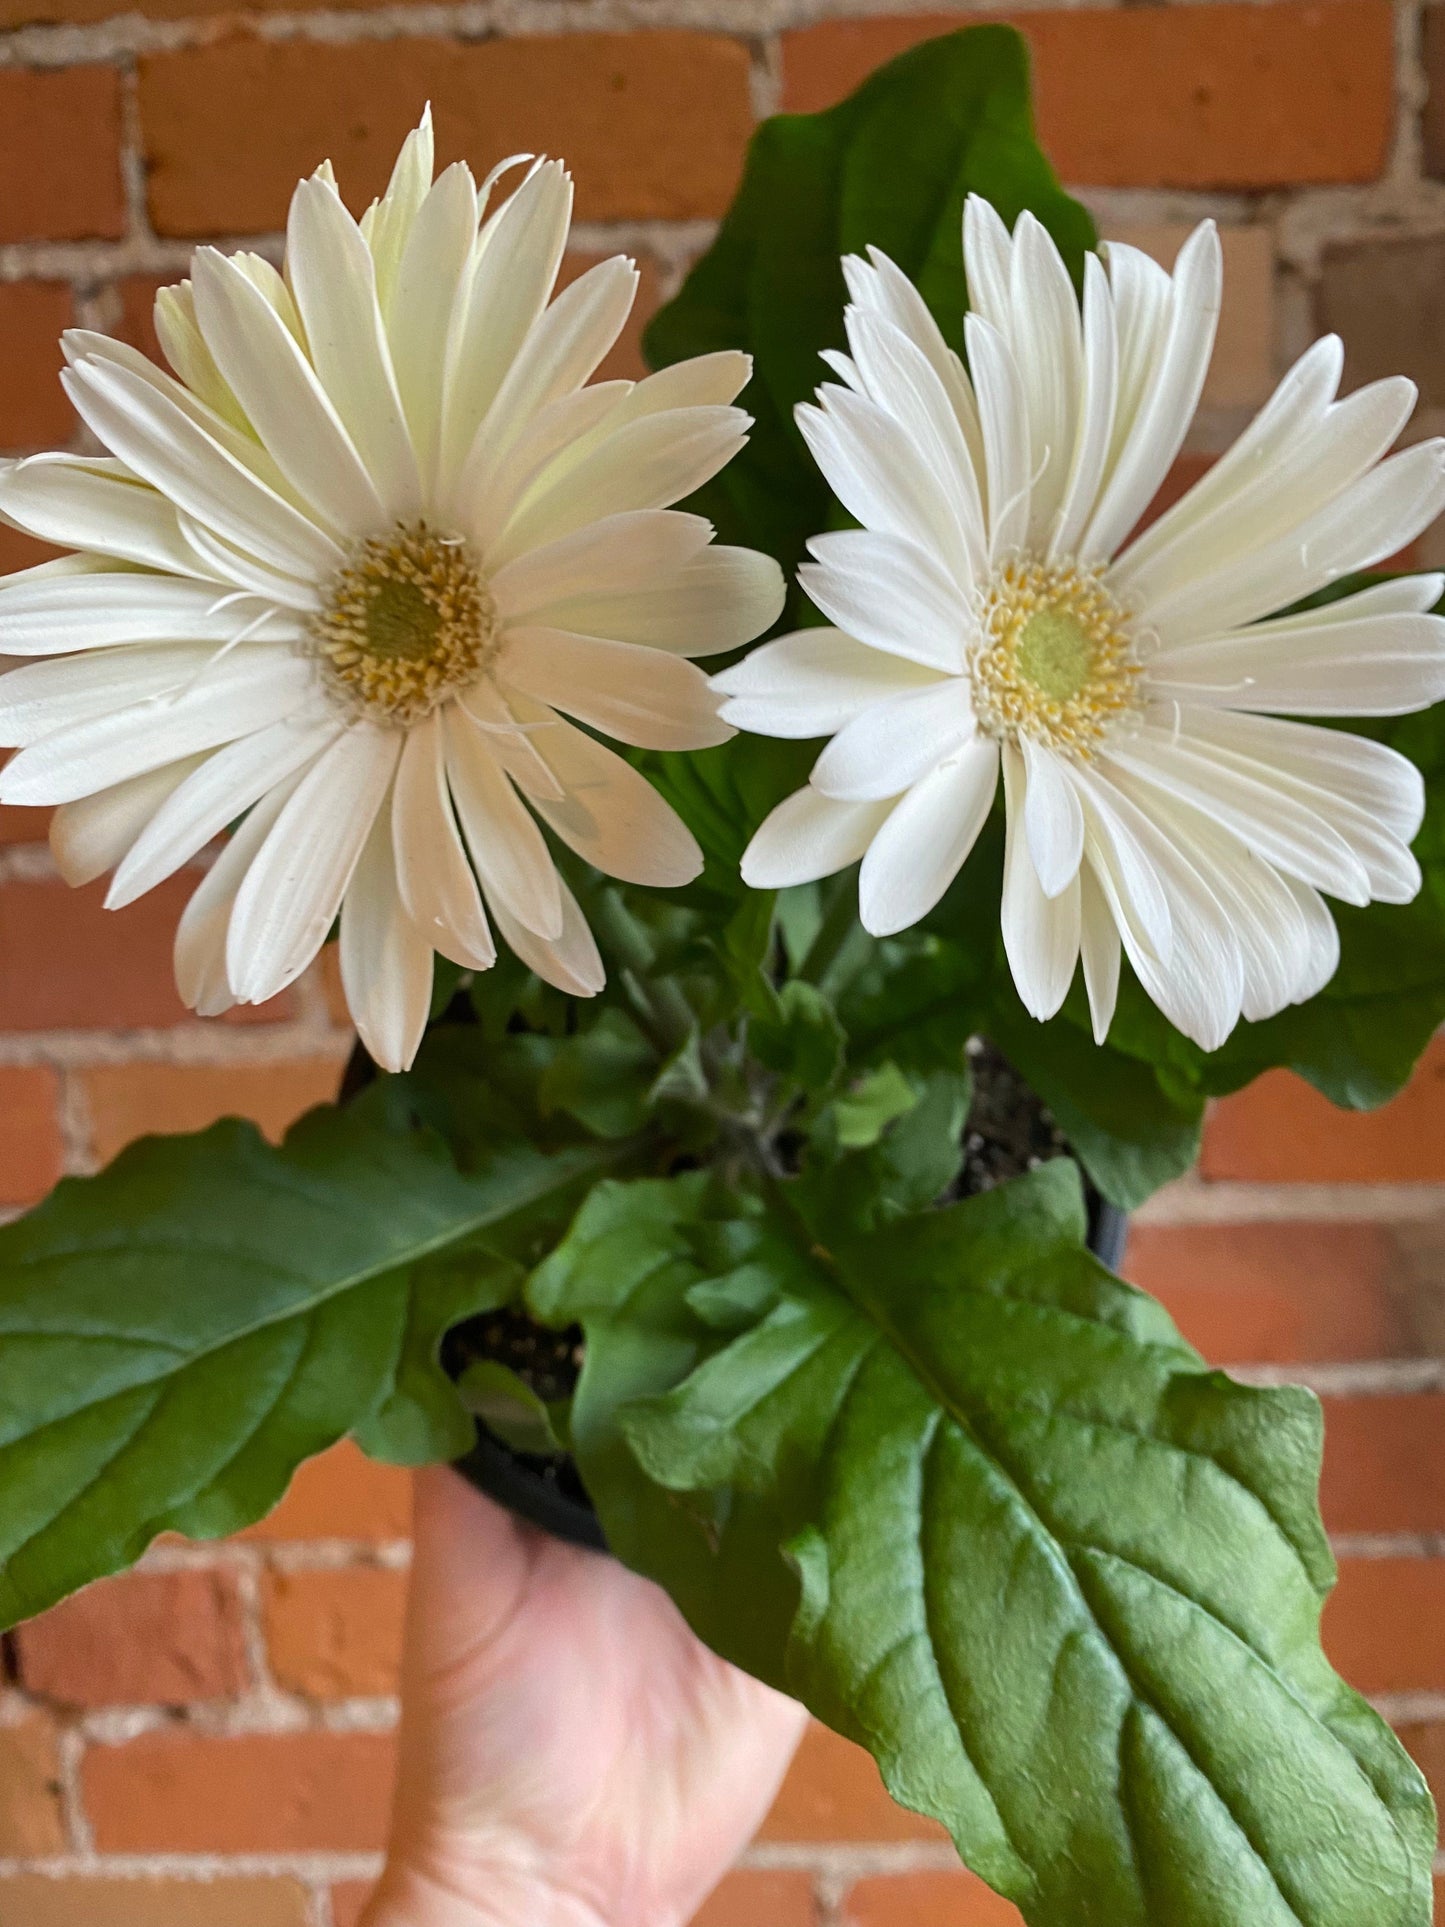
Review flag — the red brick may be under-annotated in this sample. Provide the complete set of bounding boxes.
[762,1721,949,1843]
[84,1729,396,1853]
[1201,1037,1445,1182]
[0,1712,67,1855]
[14,1569,247,1707]
[0,67,126,243]
[1320,1396,1445,1536]
[262,1567,407,1700]
[691,1870,817,1926]
[1396,1720,1445,1819]
[81,1056,345,1167]
[0,1877,312,1926]
[240,1440,412,1543]
[115,273,167,364]
[1324,1559,1445,1694]
[1124,1222,1420,1366]
[139,34,753,238]
[0,282,75,452]
[843,1871,1018,1926]
[0,523,61,577]
[0,875,195,1029]
[780,5,1393,188]
[330,1884,374,1927]
[0,1065,63,1207]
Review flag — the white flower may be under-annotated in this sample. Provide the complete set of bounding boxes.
[714,202,1445,1049]
[0,113,783,1070]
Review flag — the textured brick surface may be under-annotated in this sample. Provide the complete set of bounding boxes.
[1325,1560,1445,1693]
[241,1440,413,1542]
[762,1720,949,1843]
[1124,1222,1427,1364]
[843,1870,1020,1924]
[0,67,126,242]
[81,1056,345,1165]
[84,1729,396,1852]
[780,4,1394,186]
[0,1877,314,1926]
[1318,233,1445,405]
[0,1712,68,1856]
[0,876,197,1030]
[1320,1396,1445,1535]
[262,1566,408,1699]
[1201,1038,1445,1182]
[15,1570,248,1707]
[0,1064,64,1207]
[139,34,754,237]
[0,282,75,452]
[1397,1720,1445,1816]
[692,1870,818,1926]
[330,1884,375,1927]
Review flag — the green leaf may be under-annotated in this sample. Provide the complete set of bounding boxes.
[644,24,1095,594]
[529,1177,803,1684]
[751,980,847,1091]
[560,1166,1434,1927]
[0,1103,619,1626]
[455,1358,569,1457]
[538,1010,656,1138]
[829,1062,920,1148]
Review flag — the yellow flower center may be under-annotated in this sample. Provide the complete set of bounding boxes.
[972,558,1141,758]
[309,521,498,726]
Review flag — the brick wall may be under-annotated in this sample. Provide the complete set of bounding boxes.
[2,0,1445,1922]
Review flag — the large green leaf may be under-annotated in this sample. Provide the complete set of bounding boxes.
[537,1165,1435,1927]
[0,1097,618,1625]
[644,24,1095,598]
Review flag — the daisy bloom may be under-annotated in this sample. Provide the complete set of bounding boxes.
[0,114,783,1069]
[714,203,1445,1049]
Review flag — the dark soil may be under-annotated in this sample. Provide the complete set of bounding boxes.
[447,1038,1079,1427]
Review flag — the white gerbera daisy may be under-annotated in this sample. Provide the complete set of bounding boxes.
[715,202,1445,1049]
[0,113,783,1070]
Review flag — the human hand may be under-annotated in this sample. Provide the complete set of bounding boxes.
[361,1467,808,1927]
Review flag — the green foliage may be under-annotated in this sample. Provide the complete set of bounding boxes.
[538,1164,1435,1927]
[645,23,1095,608]
[0,1094,618,1624]
[0,28,1439,1927]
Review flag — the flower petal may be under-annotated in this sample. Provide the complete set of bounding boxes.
[857,735,999,936]
[444,704,564,939]
[284,178,424,521]
[528,544,783,657]
[227,724,400,1002]
[487,871,603,997]
[188,248,390,539]
[0,570,299,656]
[1001,742,1082,1019]
[741,785,894,890]
[800,528,973,672]
[811,678,972,802]
[390,712,495,969]
[173,774,300,1016]
[1079,865,1122,1043]
[0,649,315,802]
[713,628,938,740]
[491,509,712,621]
[50,755,207,887]
[1020,734,1085,898]
[500,627,732,750]
[528,710,701,887]
[1146,609,1445,716]
[108,713,341,907]
[0,456,209,578]
[340,801,435,1073]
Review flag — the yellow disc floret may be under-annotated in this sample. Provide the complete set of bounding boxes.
[972,558,1142,758]
[309,521,497,726]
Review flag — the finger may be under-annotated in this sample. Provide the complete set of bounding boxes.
[405,1465,538,1681]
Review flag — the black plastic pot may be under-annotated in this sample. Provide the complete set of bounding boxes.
[342,1037,1129,1555]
